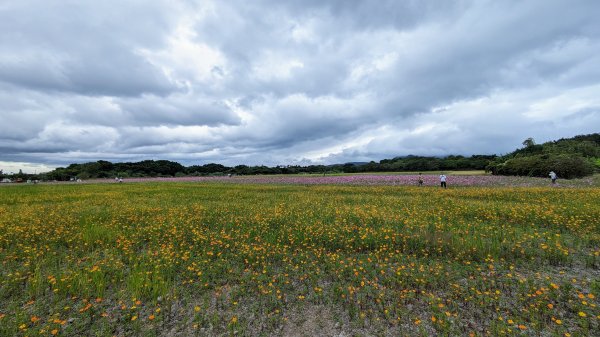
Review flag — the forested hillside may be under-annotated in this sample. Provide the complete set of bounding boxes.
[487,133,599,178]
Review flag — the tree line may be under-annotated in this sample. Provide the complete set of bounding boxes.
[1,155,497,181]
[486,133,599,178]
[2,133,598,181]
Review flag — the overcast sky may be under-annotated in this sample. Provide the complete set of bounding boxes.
[1,0,599,173]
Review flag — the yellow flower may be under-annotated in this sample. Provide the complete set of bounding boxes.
[555,319,562,325]
[131,315,138,321]
[194,306,201,312]
[578,311,587,317]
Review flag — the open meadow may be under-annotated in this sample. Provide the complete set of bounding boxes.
[1,177,599,336]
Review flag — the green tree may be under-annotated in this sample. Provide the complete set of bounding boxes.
[522,137,535,148]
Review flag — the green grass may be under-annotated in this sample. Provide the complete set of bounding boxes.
[0,182,598,336]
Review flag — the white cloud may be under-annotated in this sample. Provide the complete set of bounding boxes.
[0,162,56,174]
[138,20,227,86]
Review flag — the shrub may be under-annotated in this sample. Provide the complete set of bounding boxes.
[494,154,595,179]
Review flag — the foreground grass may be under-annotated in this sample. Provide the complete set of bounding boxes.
[0,183,599,336]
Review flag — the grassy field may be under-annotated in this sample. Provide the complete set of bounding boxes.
[1,182,599,336]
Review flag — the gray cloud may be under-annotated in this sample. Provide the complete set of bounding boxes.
[0,1,182,96]
[1,0,599,172]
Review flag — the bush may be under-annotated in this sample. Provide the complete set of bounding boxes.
[494,154,595,179]
[547,154,597,178]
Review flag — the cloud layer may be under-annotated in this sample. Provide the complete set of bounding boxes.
[1,0,599,171]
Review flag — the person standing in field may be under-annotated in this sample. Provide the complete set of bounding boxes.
[440,174,447,188]
[549,171,557,184]
[418,173,423,186]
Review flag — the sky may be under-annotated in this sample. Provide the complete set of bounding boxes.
[1,0,599,173]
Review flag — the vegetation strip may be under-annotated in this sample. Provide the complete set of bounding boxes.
[0,182,599,336]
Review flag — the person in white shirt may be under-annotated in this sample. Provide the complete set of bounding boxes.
[549,171,557,184]
[440,174,447,188]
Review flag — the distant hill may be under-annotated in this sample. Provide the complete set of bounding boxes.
[487,133,599,178]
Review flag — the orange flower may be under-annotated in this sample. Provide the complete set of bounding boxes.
[79,303,92,313]
[148,314,155,321]
[30,316,40,323]
[51,329,59,335]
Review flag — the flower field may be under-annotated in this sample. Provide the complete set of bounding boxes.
[86,173,600,187]
[0,181,599,336]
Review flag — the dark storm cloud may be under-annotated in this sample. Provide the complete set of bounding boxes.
[1,0,600,171]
